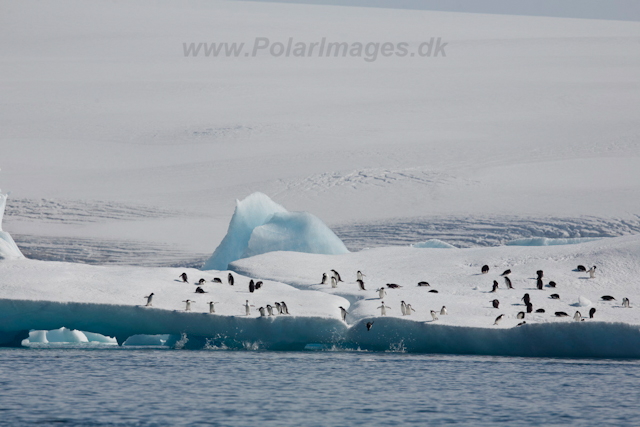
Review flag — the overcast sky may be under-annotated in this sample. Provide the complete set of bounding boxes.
[244,0,640,21]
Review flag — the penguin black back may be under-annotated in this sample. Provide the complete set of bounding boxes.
[482,265,489,274]
[589,307,596,318]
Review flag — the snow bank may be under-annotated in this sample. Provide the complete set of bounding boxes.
[412,239,457,249]
[506,237,602,246]
[0,193,24,260]
[203,193,347,270]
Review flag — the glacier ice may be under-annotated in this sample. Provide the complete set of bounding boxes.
[0,192,24,260]
[21,327,117,346]
[505,237,602,246]
[203,192,348,270]
[412,239,457,249]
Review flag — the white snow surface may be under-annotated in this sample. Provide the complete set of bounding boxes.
[203,192,348,270]
[506,237,602,246]
[0,193,24,260]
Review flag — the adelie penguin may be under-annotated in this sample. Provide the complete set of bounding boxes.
[491,281,499,293]
[366,321,374,331]
[491,299,500,309]
[601,295,616,301]
[198,278,206,286]
[428,290,439,294]
[526,303,533,313]
[548,281,556,288]
[377,302,391,316]
[536,278,543,290]
[255,281,263,290]
[440,306,447,315]
[589,307,596,318]
[357,271,365,281]
[418,281,430,287]
[400,301,407,316]
[494,314,504,325]
[430,310,439,321]
[377,288,386,299]
[280,301,289,315]
[179,272,188,283]
[258,307,266,317]
[275,302,282,314]
[577,265,587,272]
[357,279,366,291]
[183,300,194,311]
[243,300,254,316]
[501,269,511,276]
[144,293,154,307]
[405,304,416,315]
[623,297,631,308]
[208,301,218,313]
[521,293,530,305]
[386,283,401,289]
[588,266,597,278]
[228,273,234,286]
[321,273,328,285]
[195,287,206,294]
[517,312,525,319]
[504,276,513,289]
[573,311,582,322]
[249,280,255,293]
[555,311,569,317]
[212,277,222,284]
[331,269,343,282]
[550,294,560,300]
[481,265,489,274]
[536,270,543,279]
[331,277,338,289]
[535,308,545,313]
[266,305,274,316]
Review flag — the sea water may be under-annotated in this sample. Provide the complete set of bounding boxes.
[0,348,638,426]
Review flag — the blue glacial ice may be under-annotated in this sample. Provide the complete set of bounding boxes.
[203,192,348,270]
[0,192,24,260]
[505,237,602,246]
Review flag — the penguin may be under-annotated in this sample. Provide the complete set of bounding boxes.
[440,306,447,315]
[183,300,194,311]
[601,295,616,301]
[589,307,596,318]
[536,278,543,290]
[588,266,597,278]
[258,307,266,317]
[516,312,525,319]
[378,288,387,299]
[504,276,513,289]
[622,297,631,308]
[144,293,154,307]
[255,281,263,290]
[548,281,557,288]
[357,279,366,291]
[377,302,391,316]
[501,269,511,276]
[482,265,489,274]
[228,273,234,286]
[366,321,374,331]
[577,265,587,272]
[249,280,255,293]
[491,280,499,292]
[400,301,407,316]
[406,304,416,315]
[340,306,349,322]
[357,271,365,281]
[555,311,569,317]
[266,305,274,316]
[491,299,499,309]
[522,293,530,305]
[573,311,582,321]
[430,310,438,321]
[195,286,206,294]
[280,302,289,315]
[212,277,222,283]
[536,270,543,279]
[550,294,560,299]
[428,290,439,293]
[321,273,328,285]
[243,300,254,316]
[494,314,504,325]
[198,278,206,286]
[386,283,402,289]
[275,302,282,314]
[526,302,533,313]
[179,272,188,283]
[418,281,430,287]
[207,301,218,314]
[331,277,338,288]
[517,321,526,326]
[331,269,343,282]
[535,308,545,313]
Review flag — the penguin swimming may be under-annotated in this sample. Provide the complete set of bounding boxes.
[357,271,365,281]
[357,279,366,291]
[494,314,504,325]
[340,306,349,322]
[491,281,499,292]
[526,303,533,313]
[179,273,188,283]
[406,304,416,315]
[577,265,587,272]
[212,277,222,283]
[589,307,596,318]
[331,277,338,288]
[195,287,206,294]
[400,301,407,316]
[504,276,513,289]
[208,301,218,313]
[555,311,569,317]
[183,300,194,311]
[386,283,402,289]
[623,297,631,308]
[243,300,254,316]
[491,299,499,309]
[501,269,511,276]
[366,321,374,331]
[548,281,556,288]
[331,269,343,282]
[255,281,263,290]
[377,302,391,316]
[522,293,530,305]
[249,280,255,293]
[535,308,545,313]
[258,307,266,317]
[418,281,430,287]
[536,278,543,290]
[550,294,560,299]
[280,302,289,315]
[482,265,489,274]
[228,273,234,286]
[266,305,274,316]
[144,293,154,307]
[601,295,616,301]
[429,290,439,293]
[378,288,387,299]
[198,278,206,286]
[440,306,447,315]
[588,266,597,278]
[573,311,582,321]
[430,310,438,321]
[517,311,525,319]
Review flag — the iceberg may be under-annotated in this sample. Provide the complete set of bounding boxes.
[203,192,348,270]
[21,327,117,346]
[0,192,24,260]
[411,239,457,249]
[505,237,602,246]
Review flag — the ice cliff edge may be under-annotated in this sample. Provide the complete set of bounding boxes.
[202,192,348,270]
[0,192,24,260]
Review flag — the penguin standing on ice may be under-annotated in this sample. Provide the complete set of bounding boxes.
[588,266,597,278]
[440,306,447,315]
[482,265,490,274]
[378,302,391,316]
[357,271,365,281]
[536,278,543,290]
[243,300,254,316]
[623,298,631,308]
[339,306,348,321]
[573,311,582,321]
[331,277,338,288]
[491,281,499,292]
[275,302,282,314]
[491,299,500,309]
[504,276,513,289]
[280,302,289,315]
[401,301,407,315]
[143,293,154,307]
[183,300,194,311]
[266,305,274,316]
[589,307,596,318]
[522,293,530,306]
[249,280,255,293]
[494,314,504,325]
[357,279,366,291]
[179,273,188,283]
[331,270,343,283]
[526,303,533,313]
[255,281,263,290]
[228,273,234,286]
[208,301,218,313]
[517,312,525,319]
[321,273,328,285]
[430,310,438,321]
[258,307,266,317]
[378,288,386,299]
[406,304,416,315]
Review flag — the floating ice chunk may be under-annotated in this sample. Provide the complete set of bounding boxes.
[21,328,117,346]
[83,331,118,344]
[0,192,24,260]
[412,239,457,249]
[203,192,348,270]
[505,237,601,247]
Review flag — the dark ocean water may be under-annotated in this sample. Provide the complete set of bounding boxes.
[0,347,638,426]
